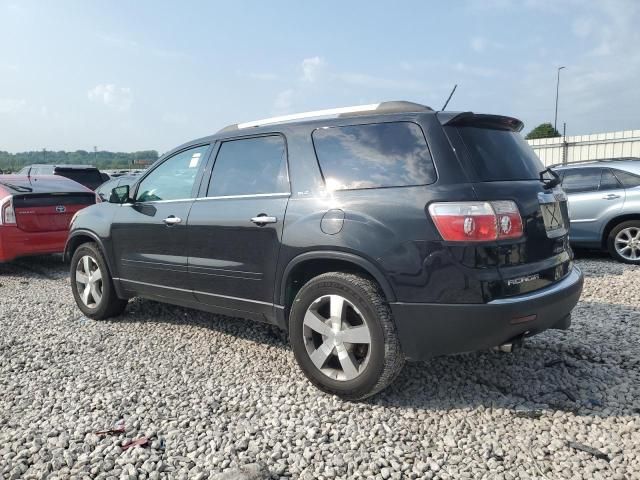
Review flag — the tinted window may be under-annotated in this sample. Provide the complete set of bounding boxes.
[613,169,640,188]
[312,122,435,190]
[446,126,544,181]
[57,169,104,189]
[207,136,288,197]
[600,169,622,191]
[96,178,119,200]
[137,145,208,202]
[560,168,601,193]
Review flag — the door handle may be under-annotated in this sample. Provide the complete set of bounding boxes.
[163,216,182,225]
[251,215,277,225]
[602,194,621,200]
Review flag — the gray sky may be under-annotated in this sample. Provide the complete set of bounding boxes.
[1,0,639,153]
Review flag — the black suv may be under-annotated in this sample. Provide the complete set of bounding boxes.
[65,101,583,400]
[18,164,106,190]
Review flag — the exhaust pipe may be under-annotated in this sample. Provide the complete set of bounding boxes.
[493,334,525,353]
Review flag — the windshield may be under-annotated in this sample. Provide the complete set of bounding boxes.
[445,126,544,181]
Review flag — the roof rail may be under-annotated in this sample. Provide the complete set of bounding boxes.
[218,101,432,133]
[549,157,640,168]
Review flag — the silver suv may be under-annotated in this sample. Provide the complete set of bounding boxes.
[555,158,640,263]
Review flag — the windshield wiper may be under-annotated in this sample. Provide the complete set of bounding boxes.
[0,181,33,193]
[539,167,561,190]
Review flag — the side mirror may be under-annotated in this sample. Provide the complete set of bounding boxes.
[109,185,131,204]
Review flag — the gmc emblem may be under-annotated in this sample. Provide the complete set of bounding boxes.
[55,205,66,213]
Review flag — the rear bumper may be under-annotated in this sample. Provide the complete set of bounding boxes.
[0,226,69,263]
[390,266,584,361]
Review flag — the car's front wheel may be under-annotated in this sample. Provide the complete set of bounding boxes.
[289,272,404,400]
[607,220,640,264]
[70,242,127,319]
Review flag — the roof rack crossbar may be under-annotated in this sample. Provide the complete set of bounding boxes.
[218,100,432,133]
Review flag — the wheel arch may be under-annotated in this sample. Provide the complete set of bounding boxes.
[601,214,640,248]
[279,251,396,311]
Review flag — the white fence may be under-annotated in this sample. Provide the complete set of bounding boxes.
[527,130,640,167]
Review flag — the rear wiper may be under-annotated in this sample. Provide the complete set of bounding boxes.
[539,167,561,190]
[0,181,33,193]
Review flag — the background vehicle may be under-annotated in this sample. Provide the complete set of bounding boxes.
[95,175,139,202]
[554,158,640,263]
[65,101,583,400]
[17,164,105,190]
[0,175,98,263]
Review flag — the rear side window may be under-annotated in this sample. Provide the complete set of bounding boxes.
[312,122,435,190]
[613,169,640,188]
[599,169,622,190]
[560,168,601,193]
[57,169,103,188]
[445,126,543,181]
[207,135,288,197]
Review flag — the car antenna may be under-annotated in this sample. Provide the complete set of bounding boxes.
[441,84,458,111]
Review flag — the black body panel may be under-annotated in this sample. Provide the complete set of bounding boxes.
[66,107,584,360]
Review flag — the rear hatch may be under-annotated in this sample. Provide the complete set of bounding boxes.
[13,192,96,232]
[441,113,572,298]
[54,168,104,190]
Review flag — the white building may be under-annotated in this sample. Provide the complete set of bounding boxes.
[527,130,640,166]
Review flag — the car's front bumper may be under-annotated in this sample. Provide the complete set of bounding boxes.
[389,266,584,361]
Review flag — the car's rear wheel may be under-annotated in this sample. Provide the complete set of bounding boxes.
[70,242,127,319]
[607,220,640,264]
[288,272,404,400]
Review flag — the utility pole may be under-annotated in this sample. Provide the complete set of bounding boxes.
[42,148,46,163]
[554,66,565,133]
[94,146,97,166]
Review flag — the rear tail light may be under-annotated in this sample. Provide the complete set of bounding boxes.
[0,196,16,225]
[428,200,523,242]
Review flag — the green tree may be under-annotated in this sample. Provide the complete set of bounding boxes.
[525,123,560,140]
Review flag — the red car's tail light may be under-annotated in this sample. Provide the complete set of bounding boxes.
[428,200,523,242]
[0,196,16,225]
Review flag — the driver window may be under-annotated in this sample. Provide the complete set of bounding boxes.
[137,145,208,202]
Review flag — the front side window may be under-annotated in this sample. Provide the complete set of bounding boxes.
[207,135,288,197]
[312,122,436,190]
[137,145,208,202]
[560,168,601,193]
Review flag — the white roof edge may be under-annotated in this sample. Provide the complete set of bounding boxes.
[237,103,381,129]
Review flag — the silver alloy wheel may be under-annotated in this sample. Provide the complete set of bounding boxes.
[615,227,640,261]
[302,294,372,381]
[75,255,103,308]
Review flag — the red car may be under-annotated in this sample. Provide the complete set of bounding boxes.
[0,175,99,263]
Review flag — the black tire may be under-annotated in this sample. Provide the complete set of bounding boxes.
[70,242,127,319]
[288,272,404,400]
[607,220,640,264]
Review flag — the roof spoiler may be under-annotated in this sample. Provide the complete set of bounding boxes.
[438,112,524,132]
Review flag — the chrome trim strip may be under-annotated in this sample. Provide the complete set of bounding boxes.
[489,267,582,305]
[193,289,274,307]
[119,278,278,307]
[195,192,290,201]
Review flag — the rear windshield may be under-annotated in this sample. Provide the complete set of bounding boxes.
[312,121,436,190]
[56,169,103,188]
[445,126,544,181]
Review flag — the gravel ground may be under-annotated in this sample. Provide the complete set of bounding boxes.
[1,254,639,480]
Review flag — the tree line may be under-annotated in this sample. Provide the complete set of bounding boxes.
[0,150,159,172]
